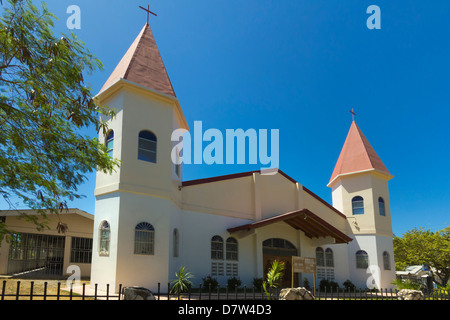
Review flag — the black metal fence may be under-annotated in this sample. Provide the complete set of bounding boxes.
[1,280,122,300]
[1,280,449,300]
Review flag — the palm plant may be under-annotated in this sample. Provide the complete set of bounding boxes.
[170,266,194,296]
[263,260,285,299]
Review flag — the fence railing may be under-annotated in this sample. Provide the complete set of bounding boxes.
[1,280,449,300]
[1,280,122,300]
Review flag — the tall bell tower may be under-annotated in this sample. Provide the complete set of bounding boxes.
[90,20,188,293]
[328,117,396,289]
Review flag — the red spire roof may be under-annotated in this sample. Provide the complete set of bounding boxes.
[328,121,391,185]
[99,23,176,97]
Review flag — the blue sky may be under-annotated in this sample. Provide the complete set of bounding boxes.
[4,0,450,236]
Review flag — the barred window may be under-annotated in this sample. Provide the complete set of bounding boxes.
[325,248,334,268]
[71,237,93,263]
[356,250,369,269]
[316,247,325,267]
[316,247,335,281]
[99,221,110,256]
[226,237,238,261]
[211,235,223,260]
[134,222,155,255]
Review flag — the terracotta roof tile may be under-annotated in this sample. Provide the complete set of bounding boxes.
[329,121,390,184]
[100,23,176,97]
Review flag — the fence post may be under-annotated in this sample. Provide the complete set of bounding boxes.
[167,282,171,300]
[70,282,74,300]
[57,282,61,300]
[82,283,86,301]
[118,284,122,301]
[15,281,20,300]
[29,281,34,301]
[106,284,109,301]
[43,282,47,300]
[94,283,98,300]
[1,280,6,300]
[157,283,160,300]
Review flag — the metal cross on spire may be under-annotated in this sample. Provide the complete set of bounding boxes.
[139,4,157,24]
[350,108,357,122]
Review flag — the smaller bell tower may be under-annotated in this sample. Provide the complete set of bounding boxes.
[328,116,395,289]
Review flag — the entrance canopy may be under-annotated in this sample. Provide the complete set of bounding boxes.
[227,209,352,244]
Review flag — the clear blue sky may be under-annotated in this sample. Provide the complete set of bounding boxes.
[7,0,450,236]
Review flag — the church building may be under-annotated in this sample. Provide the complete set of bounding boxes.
[90,21,396,293]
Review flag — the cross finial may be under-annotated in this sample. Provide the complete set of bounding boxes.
[350,108,357,122]
[139,4,157,24]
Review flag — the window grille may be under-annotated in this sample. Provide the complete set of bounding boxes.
[356,250,369,269]
[226,237,238,261]
[211,236,224,260]
[71,237,93,263]
[134,222,155,255]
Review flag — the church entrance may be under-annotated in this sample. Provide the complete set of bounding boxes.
[262,238,298,288]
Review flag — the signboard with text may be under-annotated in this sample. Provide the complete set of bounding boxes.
[292,256,316,274]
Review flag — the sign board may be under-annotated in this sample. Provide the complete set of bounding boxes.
[292,256,316,274]
[291,256,316,294]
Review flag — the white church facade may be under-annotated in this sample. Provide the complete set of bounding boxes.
[90,22,396,293]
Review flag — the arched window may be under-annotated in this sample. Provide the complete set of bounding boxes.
[383,251,391,270]
[378,197,386,216]
[211,236,224,260]
[99,221,110,256]
[316,247,335,281]
[226,237,238,276]
[325,248,334,268]
[106,130,114,157]
[262,238,297,256]
[134,222,155,255]
[226,237,238,261]
[173,229,179,258]
[356,250,369,269]
[138,130,157,163]
[211,235,224,276]
[352,196,364,215]
[316,247,325,267]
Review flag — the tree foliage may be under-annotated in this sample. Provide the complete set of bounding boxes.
[0,0,119,240]
[393,226,450,286]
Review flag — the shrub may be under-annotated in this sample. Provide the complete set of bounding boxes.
[343,280,356,291]
[202,275,218,291]
[227,277,242,291]
[319,279,340,291]
[252,277,263,289]
[303,277,311,290]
